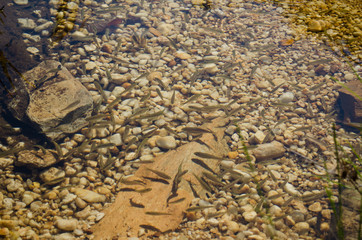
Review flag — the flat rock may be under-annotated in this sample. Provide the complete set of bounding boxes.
[91,117,229,239]
[39,167,65,185]
[251,141,285,161]
[7,60,93,140]
[72,188,106,203]
[16,149,57,168]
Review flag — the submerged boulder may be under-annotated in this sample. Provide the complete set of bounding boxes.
[6,60,93,140]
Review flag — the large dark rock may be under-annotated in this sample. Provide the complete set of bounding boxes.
[338,80,362,124]
[7,60,93,140]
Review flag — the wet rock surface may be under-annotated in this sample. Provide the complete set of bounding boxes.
[0,0,360,239]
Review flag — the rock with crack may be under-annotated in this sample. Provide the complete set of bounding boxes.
[91,117,229,239]
[6,60,93,140]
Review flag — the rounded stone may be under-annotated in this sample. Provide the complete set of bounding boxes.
[55,219,78,231]
[156,136,177,150]
[279,92,294,104]
[294,222,309,234]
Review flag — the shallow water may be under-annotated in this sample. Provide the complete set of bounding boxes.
[0,0,361,239]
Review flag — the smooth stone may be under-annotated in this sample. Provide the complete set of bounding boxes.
[284,183,301,197]
[175,51,191,60]
[156,136,177,150]
[279,92,294,104]
[54,233,76,240]
[294,222,309,234]
[55,219,78,231]
[243,211,257,222]
[251,141,285,161]
[72,188,106,203]
[308,202,322,212]
[249,130,265,144]
[14,0,28,5]
[34,21,52,32]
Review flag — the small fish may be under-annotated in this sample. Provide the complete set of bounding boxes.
[124,137,137,152]
[186,205,214,212]
[140,91,151,102]
[134,137,148,157]
[170,64,186,74]
[137,160,155,164]
[86,113,110,122]
[52,141,63,159]
[282,196,295,207]
[137,110,164,120]
[202,172,223,185]
[201,27,223,34]
[194,152,223,160]
[193,173,212,192]
[34,145,47,155]
[146,168,171,180]
[309,81,325,91]
[156,88,164,100]
[105,67,112,82]
[120,178,146,186]
[130,198,145,208]
[182,127,212,135]
[306,59,333,66]
[187,180,200,198]
[143,176,169,185]
[95,142,115,149]
[183,94,201,105]
[171,90,176,104]
[136,188,152,193]
[139,224,161,232]
[145,211,171,216]
[168,197,186,204]
[94,81,107,102]
[301,192,326,202]
[154,77,167,90]
[192,158,216,174]
[270,83,283,94]
[247,97,264,105]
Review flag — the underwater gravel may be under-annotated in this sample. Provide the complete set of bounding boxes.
[0,0,361,239]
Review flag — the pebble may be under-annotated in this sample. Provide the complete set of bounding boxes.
[85,62,97,70]
[39,167,65,184]
[344,73,355,81]
[14,0,28,5]
[55,219,78,231]
[18,18,36,29]
[54,233,75,240]
[308,202,322,212]
[251,141,285,161]
[294,222,309,234]
[284,183,301,197]
[109,133,123,146]
[279,92,294,104]
[72,188,106,203]
[156,136,177,150]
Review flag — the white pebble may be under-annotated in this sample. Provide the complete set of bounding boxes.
[279,92,294,104]
[55,219,78,231]
[156,136,177,150]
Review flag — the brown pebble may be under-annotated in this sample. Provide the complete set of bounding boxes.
[101,44,113,54]
[168,59,176,67]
